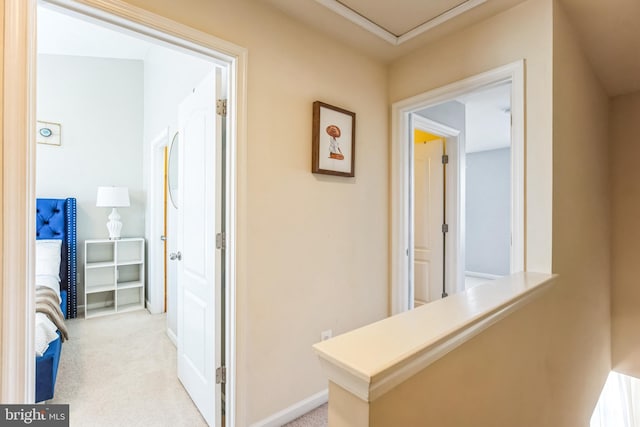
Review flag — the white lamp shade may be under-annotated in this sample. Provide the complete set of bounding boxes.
[96,186,130,208]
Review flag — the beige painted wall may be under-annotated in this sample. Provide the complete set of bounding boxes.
[366,0,611,425]
[120,0,389,424]
[549,0,610,420]
[611,90,640,378]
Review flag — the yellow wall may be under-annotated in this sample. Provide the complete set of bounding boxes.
[116,0,389,424]
[414,129,440,144]
[368,0,611,425]
[611,90,640,377]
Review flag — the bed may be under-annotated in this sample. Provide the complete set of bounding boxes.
[35,197,77,402]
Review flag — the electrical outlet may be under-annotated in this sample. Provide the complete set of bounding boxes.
[321,329,333,341]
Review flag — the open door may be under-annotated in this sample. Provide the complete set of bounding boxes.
[413,138,445,306]
[176,69,221,426]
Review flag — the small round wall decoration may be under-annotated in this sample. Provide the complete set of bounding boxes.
[36,120,61,146]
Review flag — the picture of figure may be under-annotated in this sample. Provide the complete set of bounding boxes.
[326,125,344,160]
[312,101,355,177]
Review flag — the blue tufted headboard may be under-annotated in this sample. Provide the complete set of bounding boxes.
[36,198,77,319]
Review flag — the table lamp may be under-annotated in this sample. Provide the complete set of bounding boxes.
[96,186,130,240]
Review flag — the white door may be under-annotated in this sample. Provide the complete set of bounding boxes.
[177,70,220,426]
[413,139,444,307]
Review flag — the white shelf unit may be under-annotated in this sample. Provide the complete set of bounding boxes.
[84,238,145,318]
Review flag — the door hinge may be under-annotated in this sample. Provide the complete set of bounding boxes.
[442,154,449,164]
[442,224,449,233]
[216,232,226,250]
[216,366,226,384]
[216,99,227,116]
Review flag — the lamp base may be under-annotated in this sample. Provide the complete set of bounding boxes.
[106,208,123,240]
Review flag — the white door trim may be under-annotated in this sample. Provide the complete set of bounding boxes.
[1,0,37,403]
[1,4,247,427]
[146,128,170,315]
[391,60,525,315]
[413,115,461,138]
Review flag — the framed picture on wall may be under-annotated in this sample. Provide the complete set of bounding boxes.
[312,101,355,177]
[36,121,62,146]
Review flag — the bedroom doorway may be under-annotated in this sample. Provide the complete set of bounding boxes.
[1,1,246,425]
[34,3,229,425]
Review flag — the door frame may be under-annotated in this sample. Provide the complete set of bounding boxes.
[410,115,462,306]
[391,60,525,315]
[147,127,170,315]
[1,3,247,427]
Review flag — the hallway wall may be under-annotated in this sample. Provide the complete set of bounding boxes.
[374,0,610,425]
[611,90,640,378]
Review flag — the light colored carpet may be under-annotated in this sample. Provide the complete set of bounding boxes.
[283,404,328,427]
[50,310,206,427]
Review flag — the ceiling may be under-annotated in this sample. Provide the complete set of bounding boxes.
[417,83,512,153]
[39,1,640,96]
[460,84,511,153]
[558,0,640,96]
[339,0,477,36]
[38,6,153,60]
[264,0,640,96]
[263,0,527,61]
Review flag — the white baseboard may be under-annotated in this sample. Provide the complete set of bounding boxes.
[146,299,162,314]
[166,327,177,347]
[250,389,328,427]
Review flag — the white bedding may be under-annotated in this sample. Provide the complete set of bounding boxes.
[36,274,61,304]
[35,312,59,357]
[35,239,63,356]
[35,239,61,280]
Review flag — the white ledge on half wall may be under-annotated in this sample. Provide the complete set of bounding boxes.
[313,271,556,402]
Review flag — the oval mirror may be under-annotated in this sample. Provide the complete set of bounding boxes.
[168,132,179,209]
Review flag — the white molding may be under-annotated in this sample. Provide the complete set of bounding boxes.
[412,115,460,137]
[313,0,487,46]
[315,272,556,402]
[510,63,525,273]
[390,110,411,315]
[249,390,328,427]
[391,60,526,316]
[42,0,242,63]
[397,0,487,45]
[166,327,177,347]
[1,0,37,403]
[313,0,396,44]
[146,128,170,315]
[3,1,247,423]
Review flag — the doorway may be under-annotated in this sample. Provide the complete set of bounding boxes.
[392,61,525,315]
[411,117,461,307]
[36,4,225,424]
[1,1,246,425]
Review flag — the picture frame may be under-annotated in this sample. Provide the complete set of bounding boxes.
[312,101,355,177]
[36,121,61,146]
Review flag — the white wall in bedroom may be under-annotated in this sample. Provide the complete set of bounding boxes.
[36,54,145,304]
[142,44,212,335]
